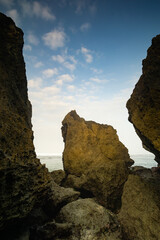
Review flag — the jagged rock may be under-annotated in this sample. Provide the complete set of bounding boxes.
[51,170,66,185]
[0,12,51,236]
[56,198,123,240]
[45,181,80,216]
[118,171,160,240]
[127,34,160,165]
[62,110,133,210]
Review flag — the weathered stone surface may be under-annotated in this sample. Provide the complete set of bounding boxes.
[127,34,160,165]
[56,198,123,240]
[0,12,51,234]
[45,181,80,216]
[30,220,72,240]
[51,170,66,185]
[62,110,133,210]
[118,171,160,240]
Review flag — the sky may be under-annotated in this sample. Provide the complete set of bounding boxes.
[1,0,160,156]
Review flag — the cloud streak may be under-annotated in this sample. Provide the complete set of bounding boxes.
[81,47,93,63]
[19,0,55,21]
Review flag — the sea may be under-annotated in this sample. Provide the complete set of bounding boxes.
[38,154,157,172]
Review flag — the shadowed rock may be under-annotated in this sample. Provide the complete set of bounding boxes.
[62,110,133,211]
[127,35,160,165]
[0,12,51,235]
[56,198,123,240]
[118,170,160,240]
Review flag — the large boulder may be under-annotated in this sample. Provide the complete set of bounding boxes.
[0,12,51,235]
[56,198,123,240]
[62,110,133,210]
[127,35,160,165]
[118,170,160,240]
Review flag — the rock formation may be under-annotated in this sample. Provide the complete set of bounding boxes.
[0,12,51,237]
[118,169,160,240]
[62,110,133,211]
[127,34,160,165]
[56,198,123,240]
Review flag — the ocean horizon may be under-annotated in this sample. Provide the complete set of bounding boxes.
[38,153,157,172]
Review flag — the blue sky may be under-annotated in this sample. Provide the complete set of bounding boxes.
[1,0,160,155]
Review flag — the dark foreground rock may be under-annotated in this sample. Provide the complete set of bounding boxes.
[62,110,133,211]
[127,35,160,165]
[0,12,52,237]
[118,169,160,240]
[56,198,123,240]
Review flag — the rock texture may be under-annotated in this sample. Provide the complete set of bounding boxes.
[118,170,160,240]
[127,35,160,164]
[56,198,123,240]
[0,12,51,235]
[62,110,133,210]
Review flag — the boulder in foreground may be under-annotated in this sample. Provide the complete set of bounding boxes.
[118,169,160,240]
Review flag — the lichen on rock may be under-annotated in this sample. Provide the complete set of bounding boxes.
[62,110,133,211]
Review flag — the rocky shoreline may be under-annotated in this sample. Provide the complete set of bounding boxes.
[0,12,160,240]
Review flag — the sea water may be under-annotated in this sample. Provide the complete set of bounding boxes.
[39,154,157,172]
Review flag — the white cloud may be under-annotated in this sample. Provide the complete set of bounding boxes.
[81,47,93,63]
[90,68,103,74]
[28,77,42,89]
[52,54,77,71]
[24,44,32,51]
[67,85,75,91]
[0,0,13,8]
[43,68,58,78]
[33,1,55,20]
[56,74,74,86]
[6,9,20,26]
[80,22,91,32]
[34,62,43,68]
[43,29,66,50]
[19,0,55,21]
[90,77,108,84]
[52,55,65,63]
[27,32,39,45]
[42,85,61,95]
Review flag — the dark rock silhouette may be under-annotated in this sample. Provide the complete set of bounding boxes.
[127,35,160,165]
[0,12,51,236]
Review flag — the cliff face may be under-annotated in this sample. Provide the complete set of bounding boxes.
[127,35,160,164]
[0,13,51,233]
[62,110,133,211]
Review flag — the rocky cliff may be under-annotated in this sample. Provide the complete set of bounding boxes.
[127,35,160,164]
[62,110,133,211]
[0,12,51,236]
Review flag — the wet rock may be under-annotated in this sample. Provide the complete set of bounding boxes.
[56,198,123,240]
[62,110,133,211]
[118,172,160,240]
[127,34,160,165]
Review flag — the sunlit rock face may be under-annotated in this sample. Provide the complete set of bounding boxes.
[0,12,51,233]
[118,169,160,240]
[62,110,133,211]
[127,35,160,165]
